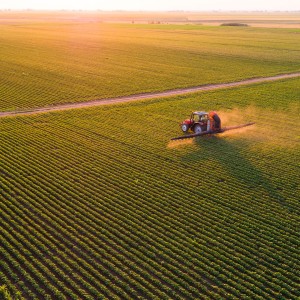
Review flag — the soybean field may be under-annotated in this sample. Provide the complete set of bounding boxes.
[0,77,299,299]
[0,13,300,300]
[1,20,300,111]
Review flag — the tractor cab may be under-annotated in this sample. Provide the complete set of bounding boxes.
[192,112,208,123]
[180,111,209,133]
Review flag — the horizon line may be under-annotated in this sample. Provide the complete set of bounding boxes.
[1,9,300,13]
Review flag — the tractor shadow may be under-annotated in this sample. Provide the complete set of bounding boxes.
[182,135,290,211]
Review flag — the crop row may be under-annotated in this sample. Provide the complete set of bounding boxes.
[0,102,299,300]
[1,76,299,298]
[1,22,300,110]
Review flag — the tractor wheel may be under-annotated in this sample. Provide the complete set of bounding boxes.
[181,124,189,133]
[194,125,202,134]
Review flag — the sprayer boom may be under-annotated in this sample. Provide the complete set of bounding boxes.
[171,122,255,141]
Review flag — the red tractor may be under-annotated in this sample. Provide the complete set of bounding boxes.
[172,110,254,141]
[180,111,221,134]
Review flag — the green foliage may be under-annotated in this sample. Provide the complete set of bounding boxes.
[0,14,299,299]
[0,286,22,300]
[0,78,299,299]
[0,286,11,300]
[0,20,300,110]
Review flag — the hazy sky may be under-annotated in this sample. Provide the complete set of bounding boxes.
[1,0,300,11]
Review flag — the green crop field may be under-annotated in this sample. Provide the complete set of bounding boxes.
[1,18,300,111]
[0,76,299,299]
[1,12,300,300]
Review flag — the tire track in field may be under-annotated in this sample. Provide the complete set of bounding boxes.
[1,72,299,118]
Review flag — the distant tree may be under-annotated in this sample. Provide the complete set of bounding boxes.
[221,23,249,27]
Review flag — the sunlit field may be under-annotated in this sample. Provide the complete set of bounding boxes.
[1,11,300,299]
[1,76,299,299]
[0,13,300,110]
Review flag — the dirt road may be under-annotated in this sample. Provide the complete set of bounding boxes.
[1,72,299,118]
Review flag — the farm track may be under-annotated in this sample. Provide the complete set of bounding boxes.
[0,73,299,299]
[1,72,300,118]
